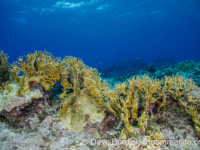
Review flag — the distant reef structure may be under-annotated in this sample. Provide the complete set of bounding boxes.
[98,58,147,77]
[102,59,200,87]
[139,60,200,86]
[98,56,177,78]
[150,56,177,69]
[195,58,200,62]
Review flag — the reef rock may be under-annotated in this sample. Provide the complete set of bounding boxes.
[4,96,29,112]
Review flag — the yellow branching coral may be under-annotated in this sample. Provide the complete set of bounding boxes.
[108,74,200,136]
[9,51,63,94]
[147,131,162,146]
[119,129,127,140]
[83,67,110,108]
[161,74,200,137]
[107,75,162,133]
[9,62,21,82]
[59,56,109,108]
[0,51,8,66]
[59,56,84,99]
[0,81,11,93]
[179,103,200,137]
[58,56,109,130]
[138,110,149,131]
[59,75,72,99]
[43,64,61,89]
[58,57,86,120]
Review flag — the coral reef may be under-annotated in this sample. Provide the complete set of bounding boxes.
[57,56,110,130]
[106,74,200,137]
[150,56,177,69]
[1,51,110,131]
[105,60,200,87]
[98,58,147,77]
[0,51,200,149]
[98,57,177,78]
[137,60,200,86]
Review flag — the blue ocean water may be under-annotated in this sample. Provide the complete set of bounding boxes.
[0,0,200,69]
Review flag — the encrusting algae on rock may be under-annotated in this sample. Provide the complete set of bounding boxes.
[0,50,200,149]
